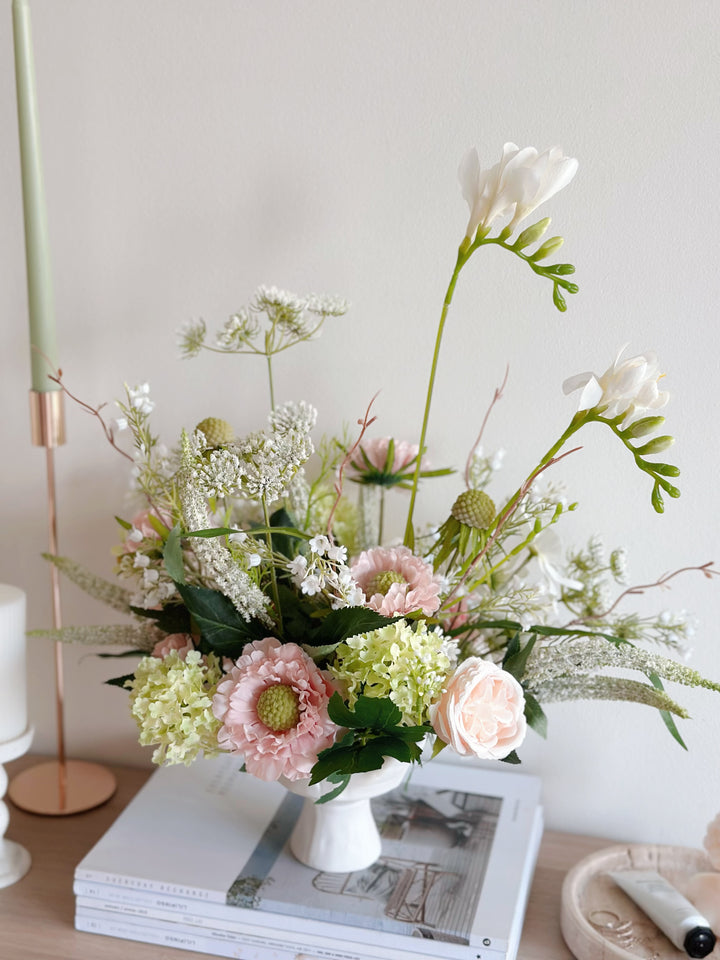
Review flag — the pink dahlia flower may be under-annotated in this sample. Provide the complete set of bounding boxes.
[352,437,419,474]
[212,638,338,782]
[351,546,441,617]
[151,633,195,660]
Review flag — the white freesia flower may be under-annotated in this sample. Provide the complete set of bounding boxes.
[458,142,578,240]
[530,531,582,599]
[563,345,669,427]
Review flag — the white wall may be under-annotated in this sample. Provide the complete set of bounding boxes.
[1,0,719,847]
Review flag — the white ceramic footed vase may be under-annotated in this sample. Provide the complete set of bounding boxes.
[281,758,407,873]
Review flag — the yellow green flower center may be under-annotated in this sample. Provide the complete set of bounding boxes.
[451,489,496,530]
[195,417,235,447]
[256,684,300,732]
[367,570,407,596]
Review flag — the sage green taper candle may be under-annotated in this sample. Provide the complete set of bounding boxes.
[12,0,59,392]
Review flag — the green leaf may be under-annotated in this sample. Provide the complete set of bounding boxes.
[650,673,688,750]
[97,649,146,659]
[268,507,298,560]
[327,692,403,730]
[503,634,537,682]
[130,603,192,635]
[105,673,135,689]
[310,607,401,648]
[174,583,266,656]
[431,737,447,758]
[500,749,521,764]
[163,524,186,583]
[513,217,551,250]
[114,515,133,531]
[315,774,351,804]
[523,692,547,738]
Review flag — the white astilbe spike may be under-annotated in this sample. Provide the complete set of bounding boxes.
[529,675,689,717]
[29,623,160,651]
[525,637,720,692]
[42,552,134,614]
[178,433,271,625]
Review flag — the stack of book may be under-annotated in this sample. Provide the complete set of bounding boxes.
[74,754,543,960]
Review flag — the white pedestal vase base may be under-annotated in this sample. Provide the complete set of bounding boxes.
[281,758,408,873]
[0,727,34,888]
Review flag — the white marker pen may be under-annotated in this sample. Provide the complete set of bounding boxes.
[609,870,717,958]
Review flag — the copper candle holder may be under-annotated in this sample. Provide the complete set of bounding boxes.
[8,390,116,816]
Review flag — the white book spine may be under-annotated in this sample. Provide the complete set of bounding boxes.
[75,909,306,960]
[73,880,496,960]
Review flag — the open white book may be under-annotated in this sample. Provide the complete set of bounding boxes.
[75,754,543,960]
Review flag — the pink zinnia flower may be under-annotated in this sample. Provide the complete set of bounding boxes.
[151,633,195,660]
[350,546,441,617]
[212,638,338,782]
[352,437,419,474]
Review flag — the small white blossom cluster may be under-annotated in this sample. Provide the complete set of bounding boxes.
[287,534,364,609]
[216,308,260,349]
[467,446,505,491]
[117,551,177,609]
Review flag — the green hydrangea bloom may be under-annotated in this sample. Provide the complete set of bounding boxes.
[330,619,454,725]
[126,650,223,766]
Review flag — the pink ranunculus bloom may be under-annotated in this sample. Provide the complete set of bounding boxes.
[123,507,173,553]
[151,633,195,660]
[212,638,339,782]
[350,546,441,617]
[352,437,420,474]
[429,658,527,761]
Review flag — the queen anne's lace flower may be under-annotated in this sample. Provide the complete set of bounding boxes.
[126,650,222,766]
[330,620,456,725]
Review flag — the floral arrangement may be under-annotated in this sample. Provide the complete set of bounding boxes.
[45,142,719,799]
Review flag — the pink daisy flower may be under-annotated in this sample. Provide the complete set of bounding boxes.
[212,638,338,782]
[350,546,441,617]
[351,437,420,475]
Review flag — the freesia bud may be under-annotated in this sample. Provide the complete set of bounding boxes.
[530,236,565,261]
[513,217,551,250]
[624,416,666,438]
[635,435,674,455]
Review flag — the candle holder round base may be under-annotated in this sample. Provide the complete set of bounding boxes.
[0,726,34,887]
[8,759,116,816]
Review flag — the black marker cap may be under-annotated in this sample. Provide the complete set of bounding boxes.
[684,926,716,958]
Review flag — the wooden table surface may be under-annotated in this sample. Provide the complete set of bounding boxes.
[0,755,612,960]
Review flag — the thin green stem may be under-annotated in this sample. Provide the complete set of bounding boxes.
[262,497,283,634]
[267,354,276,412]
[379,489,386,546]
[404,244,471,547]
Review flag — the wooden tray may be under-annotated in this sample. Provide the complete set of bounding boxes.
[560,843,718,959]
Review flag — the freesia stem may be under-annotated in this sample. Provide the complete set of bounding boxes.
[404,243,471,547]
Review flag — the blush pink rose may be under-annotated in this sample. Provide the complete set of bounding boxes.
[350,545,441,617]
[151,633,195,660]
[212,638,339,782]
[429,658,527,760]
[123,507,173,552]
[352,437,420,474]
